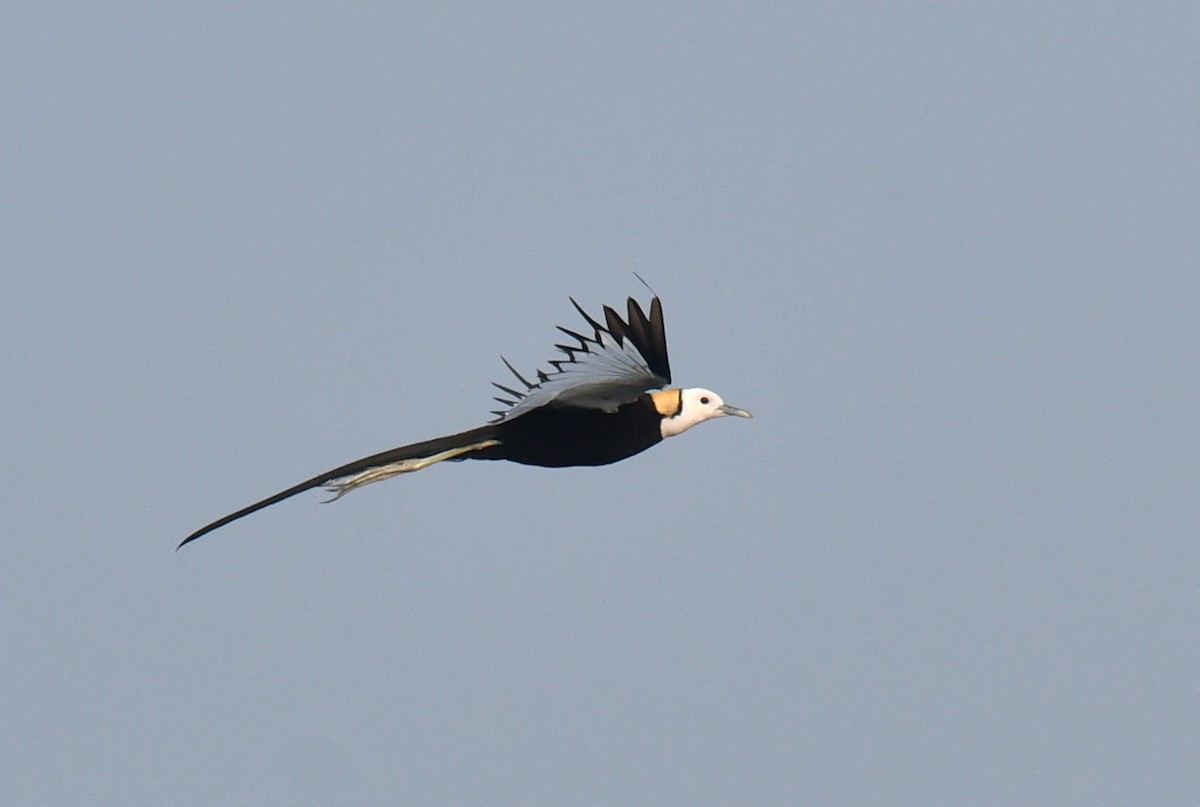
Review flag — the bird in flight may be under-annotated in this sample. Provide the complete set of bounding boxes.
[179,291,751,549]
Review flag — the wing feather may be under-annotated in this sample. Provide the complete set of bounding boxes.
[491,294,672,421]
[500,356,536,390]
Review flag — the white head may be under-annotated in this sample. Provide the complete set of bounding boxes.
[655,387,753,438]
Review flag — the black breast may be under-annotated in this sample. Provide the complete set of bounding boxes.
[484,395,663,467]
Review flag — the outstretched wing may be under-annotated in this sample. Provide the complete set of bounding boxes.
[490,296,671,421]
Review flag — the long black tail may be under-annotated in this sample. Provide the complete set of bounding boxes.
[178,423,500,550]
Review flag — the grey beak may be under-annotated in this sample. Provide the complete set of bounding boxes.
[719,404,753,418]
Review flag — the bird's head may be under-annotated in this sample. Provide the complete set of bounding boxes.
[654,387,752,438]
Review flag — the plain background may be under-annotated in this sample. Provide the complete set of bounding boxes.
[3,4,1196,805]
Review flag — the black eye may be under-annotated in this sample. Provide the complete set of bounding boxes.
[699,396,710,405]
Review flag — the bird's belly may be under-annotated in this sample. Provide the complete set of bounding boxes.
[501,438,657,468]
[488,405,663,468]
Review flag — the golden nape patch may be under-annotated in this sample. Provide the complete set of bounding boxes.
[650,388,682,418]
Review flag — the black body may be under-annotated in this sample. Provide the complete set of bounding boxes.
[481,395,663,466]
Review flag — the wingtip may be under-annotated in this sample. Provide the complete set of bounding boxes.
[569,297,606,334]
[499,355,536,390]
[631,271,657,296]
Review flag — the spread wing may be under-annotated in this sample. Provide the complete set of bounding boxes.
[490,296,671,421]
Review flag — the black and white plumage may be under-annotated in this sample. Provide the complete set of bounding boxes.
[179,293,750,549]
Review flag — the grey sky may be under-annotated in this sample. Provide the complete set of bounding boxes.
[3,4,1196,805]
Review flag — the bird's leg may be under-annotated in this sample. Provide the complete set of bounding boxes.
[321,439,501,502]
